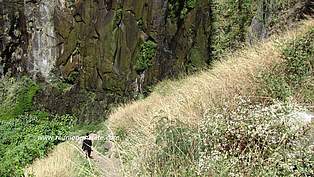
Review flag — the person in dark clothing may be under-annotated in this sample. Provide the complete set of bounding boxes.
[82,133,93,158]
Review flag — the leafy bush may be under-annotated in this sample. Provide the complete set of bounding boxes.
[167,0,198,20]
[282,29,314,86]
[210,0,300,59]
[0,77,39,120]
[0,113,76,177]
[135,41,157,72]
[260,28,314,101]
[259,72,292,100]
[210,0,254,58]
[0,76,77,176]
[66,71,80,84]
[186,0,197,9]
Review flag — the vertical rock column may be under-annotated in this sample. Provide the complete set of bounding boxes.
[0,0,28,76]
[25,0,61,80]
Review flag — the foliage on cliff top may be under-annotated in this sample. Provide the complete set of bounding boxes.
[135,40,157,73]
[168,0,198,20]
[210,0,303,59]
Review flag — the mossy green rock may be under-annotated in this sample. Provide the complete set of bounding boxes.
[54,0,211,94]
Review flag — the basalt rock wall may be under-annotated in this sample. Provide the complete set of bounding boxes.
[54,0,211,95]
[0,0,28,76]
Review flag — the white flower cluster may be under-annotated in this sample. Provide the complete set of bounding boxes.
[198,97,313,176]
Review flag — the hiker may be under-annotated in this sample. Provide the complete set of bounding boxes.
[82,133,93,158]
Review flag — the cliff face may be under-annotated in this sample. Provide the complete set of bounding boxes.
[0,0,28,76]
[25,0,60,78]
[54,0,211,94]
[0,0,62,78]
[1,0,211,93]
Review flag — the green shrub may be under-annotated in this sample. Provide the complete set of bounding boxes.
[282,29,314,86]
[259,72,292,100]
[299,78,314,103]
[66,71,80,84]
[0,77,39,120]
[49,75,73,93]
[14,80,39,115]
[259,28,314,101]
[135,41,157,72]
[210,0,254,58]
[210,0,299,59]
[187,0,197,9]
[168,0,198,20]
[0,113,76,177]
[0,76,77,176]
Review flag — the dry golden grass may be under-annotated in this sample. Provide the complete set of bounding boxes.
[24,138,121,177]
[25,142,78,177]
[25,142,98,177]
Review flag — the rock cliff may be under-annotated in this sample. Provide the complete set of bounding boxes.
[54,0,211,94]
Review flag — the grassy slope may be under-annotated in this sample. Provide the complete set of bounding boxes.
[108,20,314,176]
[25,141,105,177]
[25,123,110,177]
[25,143,80,177]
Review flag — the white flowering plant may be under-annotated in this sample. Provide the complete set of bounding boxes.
[199,97,313,176]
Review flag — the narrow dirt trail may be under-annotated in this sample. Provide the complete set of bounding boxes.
[86,133,122,177]
[26,136,123,177]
